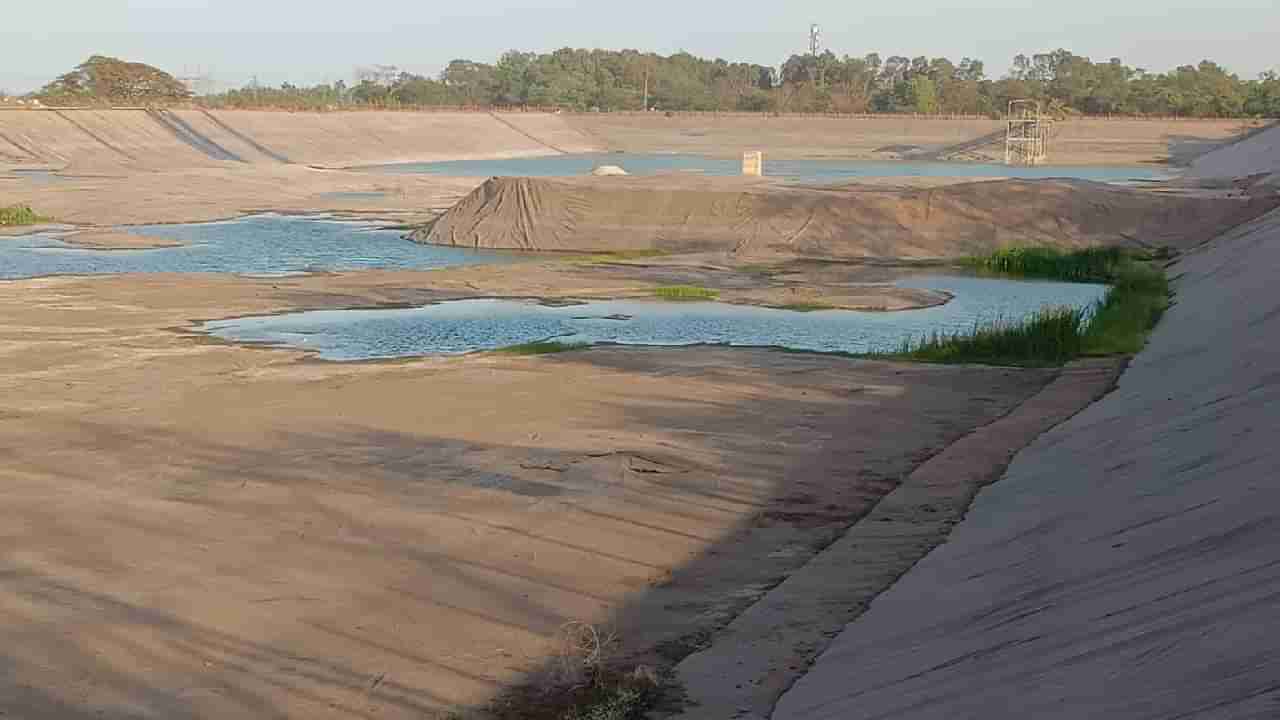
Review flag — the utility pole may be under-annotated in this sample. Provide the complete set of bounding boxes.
[643,69,649,111]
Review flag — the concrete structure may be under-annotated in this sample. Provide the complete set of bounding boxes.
[1006,100,1050,165]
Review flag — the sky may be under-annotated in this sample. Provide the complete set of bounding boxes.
[2,0,1277,93]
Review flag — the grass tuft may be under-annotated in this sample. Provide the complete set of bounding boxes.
[494,340,587,355]
[653,285,718,301]
[0,204,50,227]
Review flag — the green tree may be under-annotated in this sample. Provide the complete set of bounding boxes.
[37,55,191,106]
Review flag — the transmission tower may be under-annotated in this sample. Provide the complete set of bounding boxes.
[808,24,824,88]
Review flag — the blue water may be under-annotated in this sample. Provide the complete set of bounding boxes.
[358,153,1165,183]
[0,214,519,279]
[200,275,1109,361]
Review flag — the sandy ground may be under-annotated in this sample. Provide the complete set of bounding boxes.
[0,268,1054,719]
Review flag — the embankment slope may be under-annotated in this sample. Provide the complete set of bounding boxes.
[413,175,1280,258]
[0,110,598,170]
[1188,121,1280,182]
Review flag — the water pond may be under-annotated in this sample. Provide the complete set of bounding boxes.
[200,275,1108,361]
[357,153,1166,184]
[0,214,519,279]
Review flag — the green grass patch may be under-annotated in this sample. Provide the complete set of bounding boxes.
[889,306,1088,367]
[652,285,719,301]
[964,246,1127,283]
[883,246,1170,366]
[494,340,588,356]
[0,204,50,227]
[1081,258,1169,355]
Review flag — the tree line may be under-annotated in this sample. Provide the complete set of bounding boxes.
[35,50,1280,118]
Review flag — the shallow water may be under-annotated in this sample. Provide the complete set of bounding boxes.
[0,214,519,279]
[201,275,1109,361]
[6,169,66,185]
[357,153,1166,183]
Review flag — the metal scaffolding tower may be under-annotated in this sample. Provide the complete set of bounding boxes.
[1005,100,1051,165]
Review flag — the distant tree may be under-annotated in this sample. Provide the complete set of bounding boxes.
[188,46,1261,117]
[1245,71,1280,116]
[37,55,191,106]
[902,76,938,113]
[440,59,496,104]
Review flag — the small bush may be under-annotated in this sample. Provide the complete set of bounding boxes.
[653,285,718,301]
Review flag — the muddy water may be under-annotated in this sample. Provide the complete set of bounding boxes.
[0,214,519,279]
[200,275,1108,360]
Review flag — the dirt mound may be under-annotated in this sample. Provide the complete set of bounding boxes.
[413,176,1280,259]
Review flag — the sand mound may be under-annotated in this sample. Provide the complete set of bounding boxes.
[412,176,1280,259]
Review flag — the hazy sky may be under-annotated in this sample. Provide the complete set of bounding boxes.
[3,0,1276,93]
